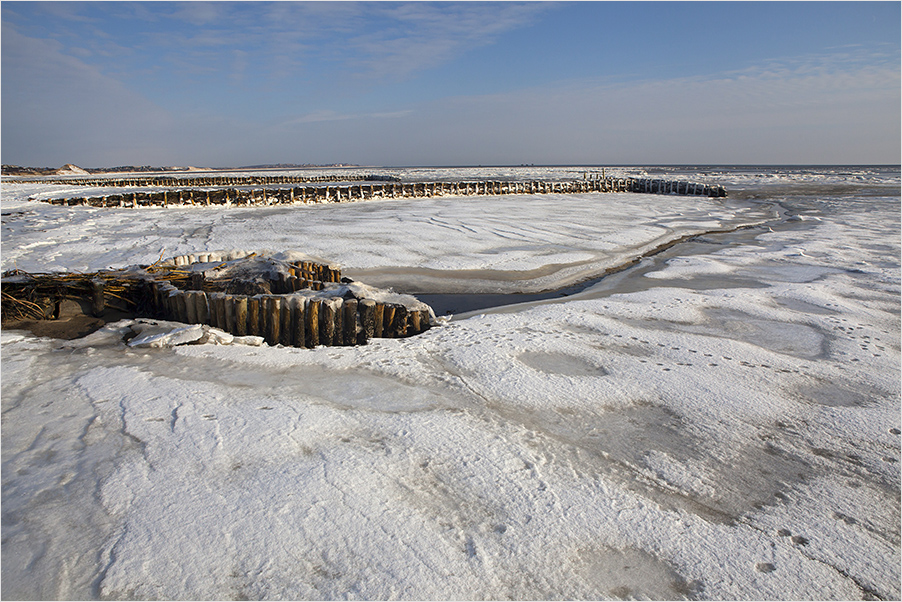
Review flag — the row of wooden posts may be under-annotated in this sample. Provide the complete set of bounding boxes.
[628,178,726,196]
[153,254,433,347]
[169,254,344,294]
[151,281,431,347]
[37,177,726,208]
[1,253,434,348]
[11,173,396,188]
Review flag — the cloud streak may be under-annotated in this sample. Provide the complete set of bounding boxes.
[284,109,414,125]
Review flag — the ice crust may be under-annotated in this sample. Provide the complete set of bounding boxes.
[1,167,899,600]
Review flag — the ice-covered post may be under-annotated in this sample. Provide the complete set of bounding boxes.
[320,299,336,345]
[247,297,260,335]
[279,298,292,345]
[234,297,248,336]
[373,303,385,337]
[264,296,280,345]
[392,305,408,337]
[90,277,106,317]
[359,299,376,344]
[409,309,421,334]
[343,299,358,345]
[331,298,344,345]
[291,297,306,347]
[381,304,395,338]
[306,299,320,347]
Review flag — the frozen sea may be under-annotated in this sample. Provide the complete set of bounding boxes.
[1,165,900,600]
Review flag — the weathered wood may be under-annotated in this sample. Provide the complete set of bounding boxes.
[176,291,190,322]
[264,296,280,345]
[320,298,335,345]
[234,296,247,336]
[90,277,106,317]
[306,299,320,347]
[247,296,260,335]
[392,305,408,337]
[185,291,198,323]
[189,272,204,291]
[224,295,236,332]
[291,296,306,347]
[279,297,292,345]
[214,293,228,330]
[343,299,358,345]
[409,308,420,334]
[381,304,395,338]
[359,299,376,344]
[332,298,344,345]
[373,302,384,338]
[416,310,430,333]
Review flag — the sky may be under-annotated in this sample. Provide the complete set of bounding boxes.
[1,1,900,168]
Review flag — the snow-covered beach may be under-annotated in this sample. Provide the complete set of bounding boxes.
[2,165,899,599]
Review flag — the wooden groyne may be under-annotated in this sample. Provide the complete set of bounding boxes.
[627,178,726,196]
[30,177,727,208]
[1,252,433,347]
[6,173,399,188]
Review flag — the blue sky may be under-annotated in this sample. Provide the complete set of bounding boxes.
[2,1,899,167]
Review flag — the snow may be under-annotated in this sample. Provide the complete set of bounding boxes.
[1,166,899,600]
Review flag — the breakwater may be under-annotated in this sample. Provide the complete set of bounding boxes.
[8,173,399,188]
[1,252,433,348]
[33,177,727,208]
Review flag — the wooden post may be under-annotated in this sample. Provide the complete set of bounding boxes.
[188,288,206,324]
[332,298,344,345]
[265,296,280,345]
[247,297,260,335]
[215,293,228,330]
[374,303,385,338]
[382,304,395,338]
[392,305,408,337]
[234,297,248,335]
[189,272,204,291]
[320,298,336,345]
[343,298,358,345]
[192,291,207,326]
[279,297,292,346]
[224,295,236,333]
[359,299,376,344]
[409,308,421,335]
[165,287,177,320]
[306,299,320,347]
[185,291,198,323]
[291,297,306,347]
[90,277,106,317]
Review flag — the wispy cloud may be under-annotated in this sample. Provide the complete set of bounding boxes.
[344,2,551,80]
[19,2,552,84]
[284,109,413,125]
